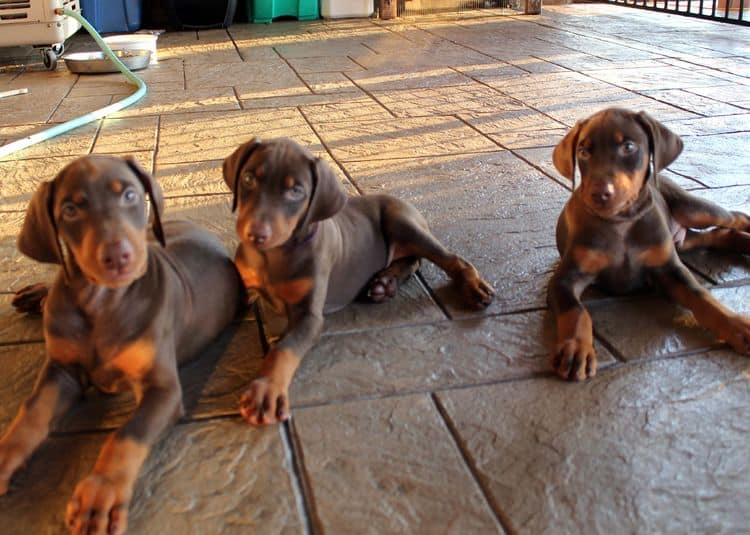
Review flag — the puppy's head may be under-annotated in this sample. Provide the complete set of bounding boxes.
[553,108,683,218]
[223,138,347,251]
[18,155,165,288]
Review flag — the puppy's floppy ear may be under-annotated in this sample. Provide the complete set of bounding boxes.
[635,111,683,175]
[553,121,583,181]
[303,157,348,225]
[223,138,261,212]
[18,180,64,264]
[125,157,166,248]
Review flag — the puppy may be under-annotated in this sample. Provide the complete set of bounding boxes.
[549,108,750,381]
[223,138,495,425]
[0,155,243,535]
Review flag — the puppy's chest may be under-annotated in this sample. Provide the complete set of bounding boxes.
[45,313,157,394]
[576,221,674,290]
[235,247,314,310]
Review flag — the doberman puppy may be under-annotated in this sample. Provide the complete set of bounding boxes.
[223,137,495,425]
[549,107,750,381]
[0,155,243,535]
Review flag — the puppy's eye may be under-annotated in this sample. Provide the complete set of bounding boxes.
[242,173,257,189]
[577,146,590,160]
[284,184,305,201]
[61,202,79,219]
[122,188,138,204]
[621,140,637,155]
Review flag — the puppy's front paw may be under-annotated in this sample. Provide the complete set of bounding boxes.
[66,473,130,535]
[240,378,290,426]
[459,273,495,309]
[11,283,48,315]
[719,315,750,354]
[552,339,597,382]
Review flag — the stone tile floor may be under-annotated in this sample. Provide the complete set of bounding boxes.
[1,3,750,533]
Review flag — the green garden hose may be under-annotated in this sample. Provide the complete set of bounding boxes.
[0,7,147,159]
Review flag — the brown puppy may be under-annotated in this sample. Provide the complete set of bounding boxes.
[549,107,750,381]
[223,138,495,425]
[0,156,243,535]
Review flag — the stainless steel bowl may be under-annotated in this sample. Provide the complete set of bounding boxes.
[63,49,151,74]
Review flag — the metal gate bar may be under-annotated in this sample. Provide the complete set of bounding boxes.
[601,0,750,25]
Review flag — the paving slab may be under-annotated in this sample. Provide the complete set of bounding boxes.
[0,150,153,212]
[0,293,42,344]
[290,311,615,407]
[437,351,750,533]
[462,108,568,150]
[639,88,747,117]
[92,116,159,155]
[314,116,497,162]
[110,87,240,119]
[0,419,301,535]
[298,72,362,94]
[49,94,114,124]
[372,83,525,118]
[185,60,296,90]
[293,394,502,533]
[0,123,99,163]
[300,95,393,123]
[667,132,750,188]
[156,108,320,164]
[592,285,750,362]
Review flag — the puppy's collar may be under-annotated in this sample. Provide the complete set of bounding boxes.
[285,222,318,249]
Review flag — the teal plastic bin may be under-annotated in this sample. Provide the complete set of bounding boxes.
[248,0,319,23]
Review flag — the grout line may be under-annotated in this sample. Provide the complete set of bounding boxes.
[340,71,398,119]
[281,421,318,535]
[151,114,162,175]
[431,393,516,535]
[226,28,244,62]
[297,105,365,196]
[232,86,245,110]
[451,111,572,191]
[414,271,453,320]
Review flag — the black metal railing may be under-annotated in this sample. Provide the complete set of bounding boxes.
[603,0,749,25]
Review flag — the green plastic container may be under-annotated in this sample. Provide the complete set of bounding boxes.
[248,0,319,22]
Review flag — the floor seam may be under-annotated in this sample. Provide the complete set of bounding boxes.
[431,393,516,535]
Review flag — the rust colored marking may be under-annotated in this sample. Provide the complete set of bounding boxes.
[111,339,156,381]
[272,277,314,305]
[93,434,149,483]
[639,241,673,268]
[109,180,124,194]
[284,176,295,189]
[557,307,593,344]
[614,131,624,144]
[46,334,83,365]
[235,254,264,289]
[72,191,87,204]
[255,165,265,177]
[573,246,610,274]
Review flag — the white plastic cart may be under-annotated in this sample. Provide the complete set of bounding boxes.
[0,0,82,70]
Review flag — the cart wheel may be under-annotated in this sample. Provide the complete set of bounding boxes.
[42,49,57,71]
[51,43,65,56]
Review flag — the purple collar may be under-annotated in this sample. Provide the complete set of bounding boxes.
[284,222,318,250]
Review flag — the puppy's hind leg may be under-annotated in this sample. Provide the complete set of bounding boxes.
[364,257,420,303]
[380,199,494,309]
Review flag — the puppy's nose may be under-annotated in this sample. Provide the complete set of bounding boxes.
[249,222,271,245]
[591,184,615,205]
[100,240,133,271]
